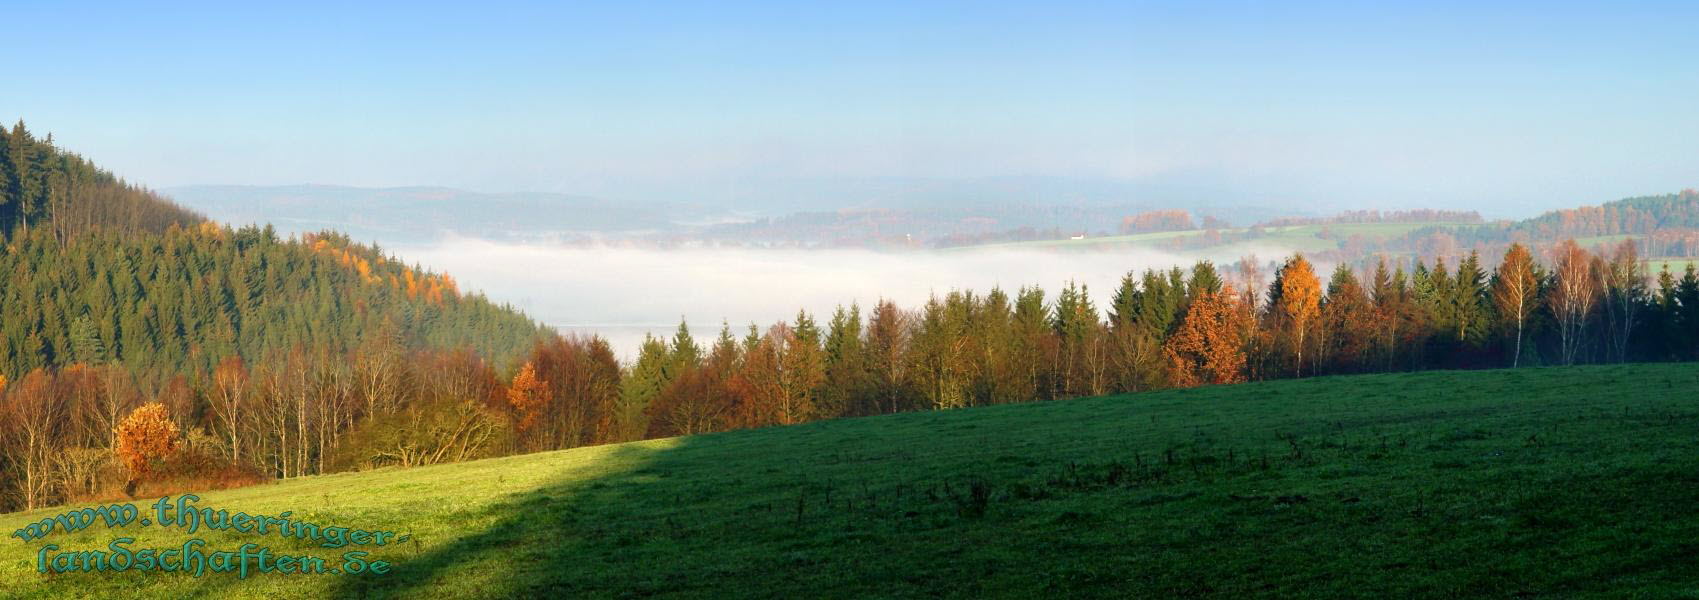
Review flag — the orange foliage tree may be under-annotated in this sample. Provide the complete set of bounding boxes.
[114,402,180,482]
[507,361,549,446]
[1165,288,1248,387]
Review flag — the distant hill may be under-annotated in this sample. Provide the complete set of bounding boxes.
[4,363,1695,597]
[161,176,1306,249]
[163,184,680,245]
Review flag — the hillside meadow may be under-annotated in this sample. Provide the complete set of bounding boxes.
[4,363,1699,598]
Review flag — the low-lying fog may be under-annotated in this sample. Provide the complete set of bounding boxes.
[390,238,1290,359]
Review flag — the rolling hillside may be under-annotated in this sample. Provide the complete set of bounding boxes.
[6,363,1698,598]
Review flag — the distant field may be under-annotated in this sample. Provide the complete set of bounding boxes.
[1648,257,1698,274]
[954,222,1476,254]
[6,363,1699,598]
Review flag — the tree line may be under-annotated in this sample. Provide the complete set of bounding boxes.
[627,239,1696,441]
[8,235,1694,512]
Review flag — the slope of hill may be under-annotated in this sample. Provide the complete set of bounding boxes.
[0,227,548,376]
[5,363,1695,598]
[0,121,201,239]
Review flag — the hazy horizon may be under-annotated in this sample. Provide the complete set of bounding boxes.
[10,2,1698,218]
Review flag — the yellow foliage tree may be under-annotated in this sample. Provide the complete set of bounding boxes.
[1491,243,1539,367]
[1275,255,1322,376]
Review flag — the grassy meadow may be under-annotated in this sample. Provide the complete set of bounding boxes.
[5,363,1699,598]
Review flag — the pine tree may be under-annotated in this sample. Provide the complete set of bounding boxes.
[1451,251,1490,347]
[820,305,865,418]
[782,310,826,422]
[1187,261,1223,299]
[69,315,105,364]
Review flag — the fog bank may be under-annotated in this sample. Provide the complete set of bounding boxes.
[390,239,1276,359]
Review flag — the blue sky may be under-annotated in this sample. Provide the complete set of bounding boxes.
[6,1,1697,216]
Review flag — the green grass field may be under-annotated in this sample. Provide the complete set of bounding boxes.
[1649,257,1698,274]
[953,222,1474,254]
[6,363,1699,598]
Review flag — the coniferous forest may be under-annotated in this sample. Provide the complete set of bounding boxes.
[2,124,1698,513]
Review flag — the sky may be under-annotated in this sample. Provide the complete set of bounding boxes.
[6,1,1699,217]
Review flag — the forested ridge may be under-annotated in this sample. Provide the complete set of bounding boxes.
[0,124,549,511]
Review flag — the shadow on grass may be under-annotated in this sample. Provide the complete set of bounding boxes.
[324,438,704,599]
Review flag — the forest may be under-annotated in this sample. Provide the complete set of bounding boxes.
[2,124,1698,514]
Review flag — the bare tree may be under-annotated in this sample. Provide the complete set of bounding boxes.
[1,370,65,510]
[1491,244,1540,367]
[1600,239,1646,363]
[208,356,249,464]
[1549,240,1599,365]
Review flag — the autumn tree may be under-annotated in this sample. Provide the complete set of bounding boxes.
[865,299,912,414]
[1165,287,1248,387]
[1319,265,1374,373]
[507,361,548,448]
[114,402,181,490]
[0,369,64,509]
[1491,243,1540,367]
[1269,255,1322,376]
[728,324,788,427]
